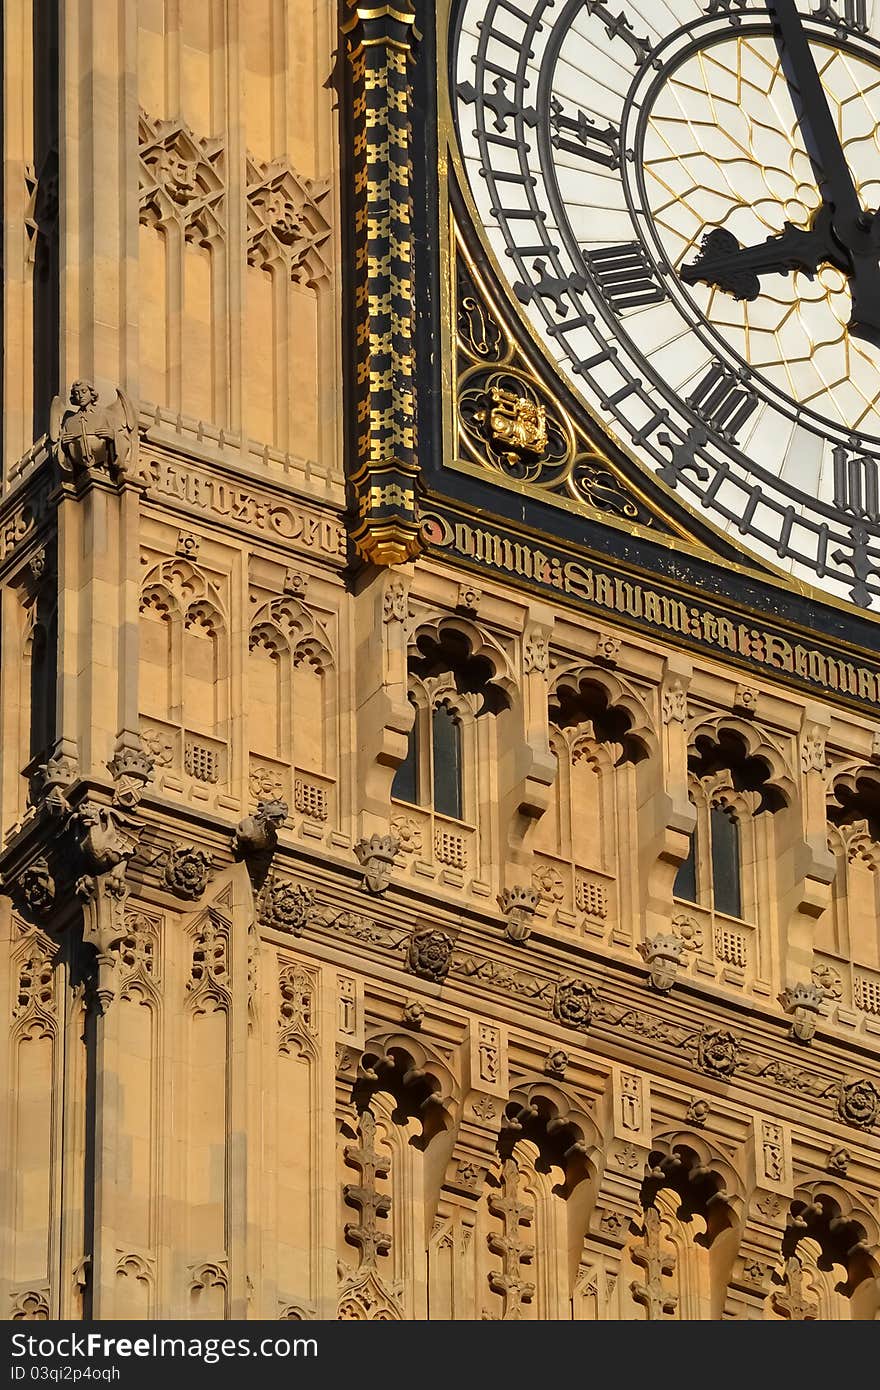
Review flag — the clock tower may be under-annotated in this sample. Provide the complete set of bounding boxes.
[1,0,879,1322]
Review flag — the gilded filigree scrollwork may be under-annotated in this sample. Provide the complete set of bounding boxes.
[457,259,505,362]
[454,236,656,525]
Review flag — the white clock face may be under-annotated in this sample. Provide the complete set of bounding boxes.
[451,0,880,609]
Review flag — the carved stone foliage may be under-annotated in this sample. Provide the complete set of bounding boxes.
[771,1256,819,1320]
[407,929,454,983]
[138,111,224,244]
[630,1206,677,1319]
[337,1106,403,1319]
[553,977,594,1031]
[186,912,229,1014]
[24,146,58,269]
[163,845,214,901]
[246,154,331,286]
[837,1078,880,1130]
[382,576,409,624]
[343,1109,391,1268]
[390,814,422,857]
[697,1027,741,1078]
[544,1048,569,1079]
[686,1099,709,1129]
[258,878,313,935]
[16,858,55,918]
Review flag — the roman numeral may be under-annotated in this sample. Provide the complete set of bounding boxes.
[457,76,538,133]
[582,0,653,64]
[587,243,665,312]
[687,363,758,443]
[549,97,619,169]
[705,0,750,24]
[513,258,587,316]
[813,0,867,35]
[833,444,880,522]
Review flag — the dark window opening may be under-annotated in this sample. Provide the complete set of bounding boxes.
[432,703,462,820]
[673,830,697,903]
[710,804,741,918]
[391,698,419,805]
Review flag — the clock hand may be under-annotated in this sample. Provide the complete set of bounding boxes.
[681,0,880,346]
[680,205,843,299]
[766,0,865,245]
[766,0,880,344]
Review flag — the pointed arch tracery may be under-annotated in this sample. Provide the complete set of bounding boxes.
[138,559,229,789]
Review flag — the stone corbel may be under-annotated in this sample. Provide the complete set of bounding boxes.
[354,567,416,839]
[639,655,695,942]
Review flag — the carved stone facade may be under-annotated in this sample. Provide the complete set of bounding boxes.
[0,0,878,1325]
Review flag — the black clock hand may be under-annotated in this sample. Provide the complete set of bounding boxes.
[682,0,880,346]
[767,0,880,345]
[680,205,844,299]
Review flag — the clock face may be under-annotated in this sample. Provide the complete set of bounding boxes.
[450,0,880,609]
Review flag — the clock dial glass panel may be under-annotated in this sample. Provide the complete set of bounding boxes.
[451,0,880,608]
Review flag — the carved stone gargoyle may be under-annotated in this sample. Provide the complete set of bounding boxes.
[70,800,141,890]
[778,981,826,1042]
[232,798,288,861]
[637,933,685,993]
[49,379,136,480]
[354,833,399,894]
